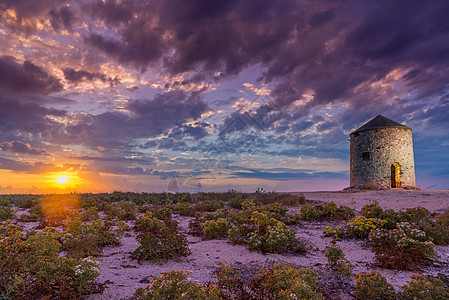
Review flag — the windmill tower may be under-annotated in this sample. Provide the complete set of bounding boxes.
[350,115,416,189]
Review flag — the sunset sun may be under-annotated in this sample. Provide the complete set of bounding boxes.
[56,176,68,184]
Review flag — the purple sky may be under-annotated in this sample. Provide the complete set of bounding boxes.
[0,0,448,193]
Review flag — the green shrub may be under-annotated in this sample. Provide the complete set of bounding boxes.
[325,246,353,276]
[104,200,137,220]
[370,221,434,270]
[202,218,229,239]
[300,203,319,221]
[355,271,395,300]
[204,209,226,221]
[173,202,194,216]
[195,200,225,212]
[131,270,221,299]
[337,205,356,220]
[228,196,244,209]
[130,228,190,262]
[62,217,127,258]
[249,264,322,300]
[361,201,383,218]
[0,221,101,298]
[325,246,345,264]
[151,207,173,220]
[80,207,99,221]
[402,274,449,300]
[349,217,380,239]
[135,212,165,233]
[426,213,449,245]
[0,206,14,221]
[247,211,305,254]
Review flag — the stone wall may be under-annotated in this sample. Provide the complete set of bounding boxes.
[350,127,416,189]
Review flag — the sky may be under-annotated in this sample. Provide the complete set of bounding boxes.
[0,0,448,194]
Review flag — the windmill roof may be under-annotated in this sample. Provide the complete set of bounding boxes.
[352,115,411,133]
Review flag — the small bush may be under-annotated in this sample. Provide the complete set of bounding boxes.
[131,228,190,262]
[173,202,194,216]
[249,264,323,300]
[401,274,449,300]
[80,207,99,221]
[131,270,221,300]
[355,271,395,300]
[195,200,225,212]
[228,196,244,209]
[300,203,319,221]
[204,209,226,221]
[62,217,127,258]
[348,217,379,239]
[247,211,305,254]
[0,206,14,221]
[104,200,137,220]
[151,206,173,220]
[427,213,449,245]
[0,221,101,298]
[361,201,383,218]
[135,212,165,233]
[325,246,353,276]
[202,218,229,239]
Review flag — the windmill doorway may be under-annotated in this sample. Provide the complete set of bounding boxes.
[391,163,401,188]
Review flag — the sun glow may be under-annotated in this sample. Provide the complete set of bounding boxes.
[57,176,68,184]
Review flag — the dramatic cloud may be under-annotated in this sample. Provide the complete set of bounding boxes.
[0,141,47,155]
[0,56,63,94]
[62,67,120,86]
[0,0,448,192]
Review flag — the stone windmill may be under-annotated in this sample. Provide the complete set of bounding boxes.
[350,115,416,189]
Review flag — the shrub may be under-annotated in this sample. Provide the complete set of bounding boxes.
[135,212,165,233]
[249,264,322,300]
[348,217,379,239]
[325,246,353,276]
[131,228,190,262]
[104,200,137,220]
[173,202,194,216]
[188,213,204,236]
[247,211,305,254]
[370,222,434,271]
[228,196,244,209]
[337,205,356,220]
[0,206,14,221]
[151,207,173,220]
[204,209,226,221]
[361,201,383,218]
[284,213,302,225]
[62,217,127,258]
[325,246,345,264]
[0,221,101,298]
[131,270,221,300]
[195,200,225,212]
[202,218,229,239]
[80,207,99,221]
[355,271,395,300]
[426,213,449,245]
[213,263,248,299]
[373,247,427,271]
[401,274,449,300]
[300,203,319,221]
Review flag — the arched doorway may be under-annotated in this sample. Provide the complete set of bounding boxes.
[391,163,401,188]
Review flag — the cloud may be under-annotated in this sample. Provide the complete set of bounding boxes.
[62,67,120,86]
[0,141,47,155]
[49,6,76,31]
[52,90,209,148]
[0,95,66,143]
[0,56,63,94]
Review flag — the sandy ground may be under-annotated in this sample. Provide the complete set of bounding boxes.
[13,189,449,299]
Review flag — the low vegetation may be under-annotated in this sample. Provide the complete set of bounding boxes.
[0,192,448,299]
